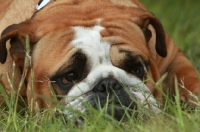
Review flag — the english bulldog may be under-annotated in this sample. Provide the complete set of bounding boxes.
[0,0,199,120]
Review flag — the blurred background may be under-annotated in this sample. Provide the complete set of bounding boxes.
[141,0,200,70]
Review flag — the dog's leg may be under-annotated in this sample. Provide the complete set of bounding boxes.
[165,50,199,105]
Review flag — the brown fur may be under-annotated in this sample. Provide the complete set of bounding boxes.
[0,0,199,109]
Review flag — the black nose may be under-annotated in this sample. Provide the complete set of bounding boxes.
[93,78,122,93]
[91,78,137,121]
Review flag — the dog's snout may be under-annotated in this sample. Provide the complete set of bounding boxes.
[91,78,138,120]
[93,78,122,93]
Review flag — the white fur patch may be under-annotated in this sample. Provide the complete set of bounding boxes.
[71,25,111,66]
[63,24,160,118]
[36,0,51,10]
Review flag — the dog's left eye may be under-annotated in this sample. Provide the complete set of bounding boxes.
[130,64,144,79]
[56,72,78,88]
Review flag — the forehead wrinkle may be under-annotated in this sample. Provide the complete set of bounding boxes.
[100,18,149,53]
[118,47,149,61]
[110,45,149,67]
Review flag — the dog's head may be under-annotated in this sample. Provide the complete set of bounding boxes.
[0,1,167,120]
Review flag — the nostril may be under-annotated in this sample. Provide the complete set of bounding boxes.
[107,79,121,90]
[113,82,121,90]
[93,78,122,93]
[98,84,106,92]
[109,81,115,88]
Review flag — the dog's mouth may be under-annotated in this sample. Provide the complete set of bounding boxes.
[63,88,160,122]
[66,102,137,127]
[88,92,138,121]
[63,92,133,117]
[94,101,137,121]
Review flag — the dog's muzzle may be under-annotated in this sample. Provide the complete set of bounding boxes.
[63,66,160,121]
[91,78,137,120]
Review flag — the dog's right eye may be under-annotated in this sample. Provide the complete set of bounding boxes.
[56,71,78,89]
[51,51,88,92]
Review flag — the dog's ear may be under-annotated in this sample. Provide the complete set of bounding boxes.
[0,21,35,66]
[139,13,167,57]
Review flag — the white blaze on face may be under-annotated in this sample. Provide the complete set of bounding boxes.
[72,25,111,66]
[63,24,160,118]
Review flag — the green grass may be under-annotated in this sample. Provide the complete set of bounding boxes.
[1,0,200,131]
[1,81,200,132]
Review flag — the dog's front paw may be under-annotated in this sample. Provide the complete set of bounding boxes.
[179,86,199,107]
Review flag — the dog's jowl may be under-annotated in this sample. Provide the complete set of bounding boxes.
[0,0,199,120]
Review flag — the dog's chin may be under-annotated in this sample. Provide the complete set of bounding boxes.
[70,104,137,127]
[90,97,138,121]
[103,104,137,121]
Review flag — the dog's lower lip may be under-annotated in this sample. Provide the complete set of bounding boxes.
[109,103,135,110]
[105,104,137,120]
[107,105,135,113]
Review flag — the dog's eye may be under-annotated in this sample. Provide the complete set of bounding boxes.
[56,72,78,88]
[131,65,144,78]
[62,72,77,84]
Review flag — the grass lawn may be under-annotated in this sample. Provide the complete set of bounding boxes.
[0,0,200,131]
